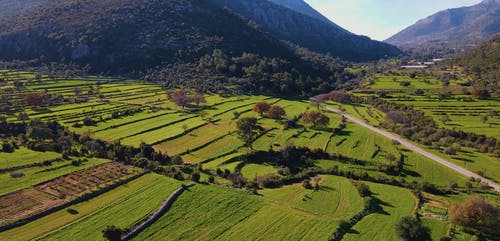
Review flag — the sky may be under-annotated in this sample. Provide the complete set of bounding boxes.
[305,0,484,40]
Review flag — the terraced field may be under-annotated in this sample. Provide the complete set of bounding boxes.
[343,182,417,241]
[132,180,360,241]
[0,71,496,241]
[0,174,181,241]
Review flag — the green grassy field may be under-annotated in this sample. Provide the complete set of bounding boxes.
[365,74,443,90]
[0,158,109,195]
[0,174,177,241]
[343,182,417,241]
[0,71,496,241]
[132,183,343,241]
[260,175,364,219]
[0,148,61,169]
[32,174,181,241]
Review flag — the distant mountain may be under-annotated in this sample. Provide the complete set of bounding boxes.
[386,0,500,49]
[211,0,401,61]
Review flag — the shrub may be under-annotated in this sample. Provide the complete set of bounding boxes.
[1,142,14,153]
[395,216,431,241]
[444,147,456,155]
[352,181,371,197]
[10,172,25,178]
[102,225,123,241]
[302,179,312,189]
[190,172,200,182]
[399,81,411,87]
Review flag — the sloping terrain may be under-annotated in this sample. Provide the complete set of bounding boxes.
[211,0,401,61]
[386,0,500,49]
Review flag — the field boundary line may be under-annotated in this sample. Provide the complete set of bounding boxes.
[121,183,196,241]
[0,171,148,232]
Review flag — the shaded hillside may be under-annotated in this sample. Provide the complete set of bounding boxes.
[0,0,294,73]
[211,0,401,61]
[0,0,43,20]
[386,0,500,50]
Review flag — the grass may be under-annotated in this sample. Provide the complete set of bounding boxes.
[365,74,443,90]
[421,218,449,241]
[131,184,264,241]
[0,148,61,169]
[154,120,235,155]
[260,175,364,219]
[33,174,182,241]
[132,184,340,241]
[240,163,276,179]
[0,174,174,241]
[93,113,192,141]
[343,182,417,241]
[120,118,207,146]
[0,158,109,195]
[181,134,243,164]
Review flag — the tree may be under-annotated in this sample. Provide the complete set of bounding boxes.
[444,147,457,155]
[236,117,260,149]
[102,225,123,241]
[17,112,30,122]
[395,216,431,241]
[399,81,411,87]
[440,115,451,124]
[267,106,286,119]
[352,181,371,197]
[450,196,499,235]
[169,90,191,109]
[480,115,488,123]
[386,111,406,124]
[300,110,329,127]
[327,91,352,104]
[253,102,271,115]
[25,93,43,106]
[471,88,490,100]
[191,172,200,182]
[191,92,206,106]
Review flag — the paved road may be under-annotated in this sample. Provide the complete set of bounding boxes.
[320,103,500,192]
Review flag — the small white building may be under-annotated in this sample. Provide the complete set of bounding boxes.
[401,65,428,69]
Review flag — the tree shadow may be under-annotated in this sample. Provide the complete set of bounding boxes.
[347,229,360,234]
[402,169,422,177]
[452,157,473,163]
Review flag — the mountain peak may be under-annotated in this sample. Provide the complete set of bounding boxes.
[385,0,499,49]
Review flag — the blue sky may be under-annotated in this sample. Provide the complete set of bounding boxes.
[305,0,484,40]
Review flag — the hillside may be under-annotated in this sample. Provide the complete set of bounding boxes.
[267,0,339,27]
[0,0,43,20]
[0,0,295,73]
[211,0,401,61]
[0,0,401,71]
[386,0,500,50]
[454,36,500,94]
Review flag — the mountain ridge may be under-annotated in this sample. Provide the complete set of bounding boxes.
[211,0,401,61]
[386,0,500,50]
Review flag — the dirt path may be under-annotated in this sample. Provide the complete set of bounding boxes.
[321,104,500,192]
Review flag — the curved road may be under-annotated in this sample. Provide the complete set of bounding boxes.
[320,103,500,192]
